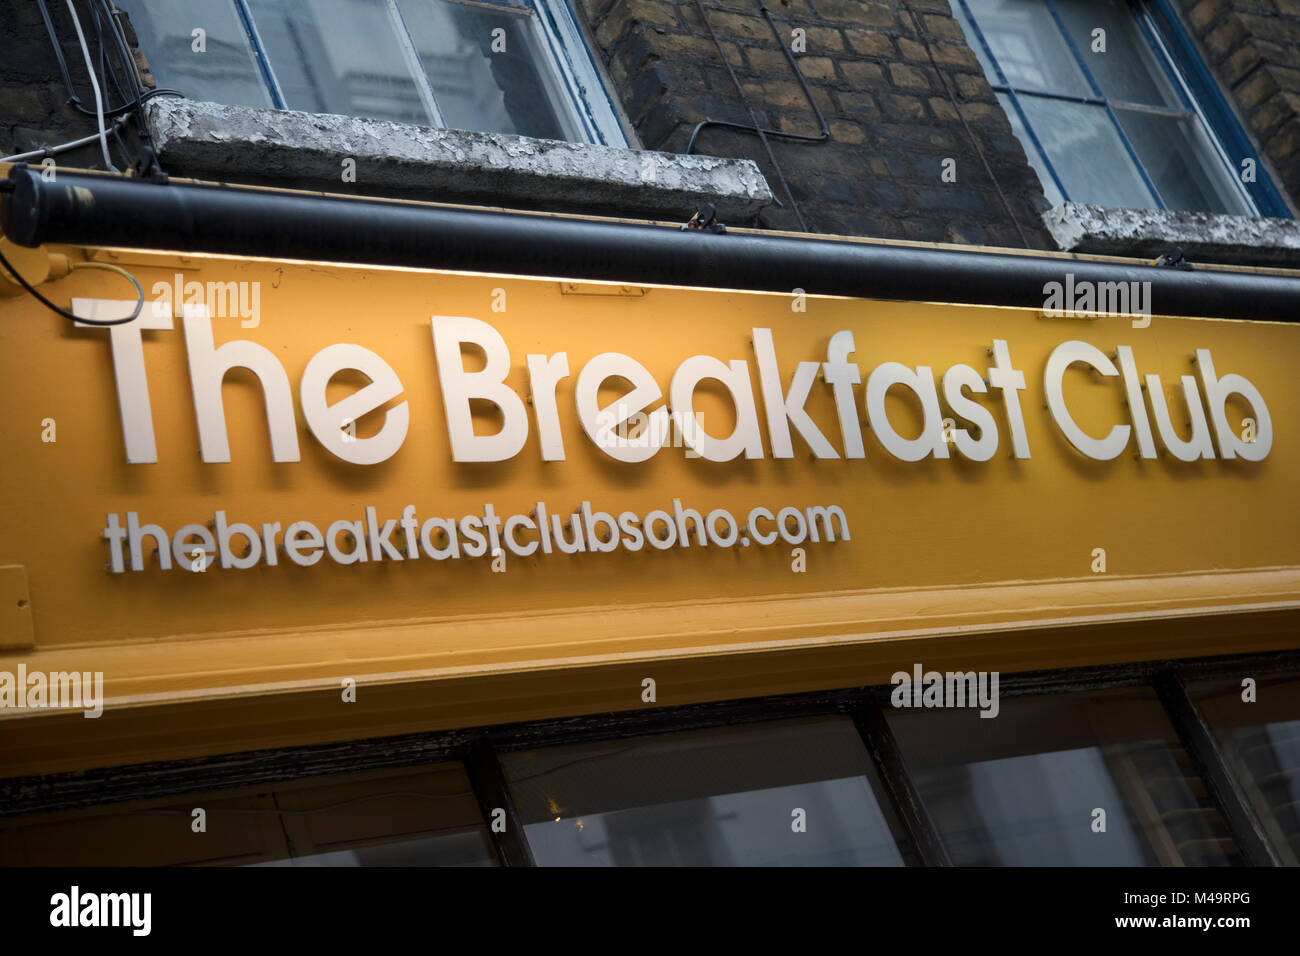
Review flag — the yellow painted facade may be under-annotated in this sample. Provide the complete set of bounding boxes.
[1,243,1298,777]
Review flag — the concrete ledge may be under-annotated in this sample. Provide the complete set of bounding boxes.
[1044,202,1300,268]
[144,97,774,222]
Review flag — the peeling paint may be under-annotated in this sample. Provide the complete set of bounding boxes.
[1045,201,1300,268]
[144,97,774,220]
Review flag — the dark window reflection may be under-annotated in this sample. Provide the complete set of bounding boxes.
[1190,674,1300,865]
[501,717,916,866]
[887,687,1242,866]
[0,763,494,866]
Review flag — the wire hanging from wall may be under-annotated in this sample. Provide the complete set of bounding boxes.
[0,241,144,326]
[898,0,1031,248]
[688,0,828,233]
[34,0,183,169]
[63,0,116,170]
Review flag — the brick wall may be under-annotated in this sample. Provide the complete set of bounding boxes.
[1175,0,1300,205]
[5,1,1297,251]
[579,0,1055,246]
[0,1,146,173]
[1,0,1054,249]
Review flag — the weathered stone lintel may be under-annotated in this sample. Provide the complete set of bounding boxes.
[1045,202,1300,269]
[144,97,774,222]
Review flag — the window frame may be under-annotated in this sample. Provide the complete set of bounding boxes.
[3,649,1297,866]
[953,0,1291,219]
[167,0,630,147]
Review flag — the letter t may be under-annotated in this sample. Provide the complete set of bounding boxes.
[73,297,173,464]
[988,339,1031,459]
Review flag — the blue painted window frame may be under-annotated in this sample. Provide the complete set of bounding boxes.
[954,0,1291,219]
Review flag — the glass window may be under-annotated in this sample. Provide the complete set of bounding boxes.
[117,0,624,145]
[501,717,917,866]
[400,0,582,141]
[887,687,1244,866]
[1189,675,1300,865]
[953,0,1262,215]
[246,0,439,125]
[0,763,495,866]
[1015,96,1152,208]
[115,0,273,108]
[995,92,1061,206]
[1054,0,1180,107]
[961,0,1091,96]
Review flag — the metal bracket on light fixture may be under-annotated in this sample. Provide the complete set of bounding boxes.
[681,203,727,234]
[1153,246,1194,271]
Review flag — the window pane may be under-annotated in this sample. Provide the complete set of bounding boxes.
[888,688,1243,866]
[240,764,495,866]
[249,828,495,866]
[247,0,435,124]
[1016,96,1155,207]
[996,93,1063,206]
[1115,109,1251,215]
[400,0,581,141]
[0,763,495,866]
[502,717,916,866]
[959,0,1090,96]
[950,1,998,79]
[116,0,271,107]
[1054,0,1181,108]
[1190,675,1300,865]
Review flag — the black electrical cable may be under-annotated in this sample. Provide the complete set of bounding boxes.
[37,0,86,113]
[38,0,183,121]
[34,0,181,175]
[42,0,132,117]
[96,0,171,157]
[97,0,144,112]
[691,0,814,231]
[126,86,186,109]
[99,4,144,96]
[81,0,121,172]
[899,0,1031,249]
[92,0,129,112]
[0,245,143,326]
[686,3,830,155]
[109,121,133,168]
[90,0,134,168]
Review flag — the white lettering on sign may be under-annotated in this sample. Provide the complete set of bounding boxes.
[69,301,1273,466]
[576,351,668,463]
[72,298,173,464]
[101,499,852,574]
[300,343,409,465]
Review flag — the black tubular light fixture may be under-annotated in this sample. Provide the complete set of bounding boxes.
[3,165,1300,322]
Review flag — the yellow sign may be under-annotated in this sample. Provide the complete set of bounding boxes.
[1,245,1298,774]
